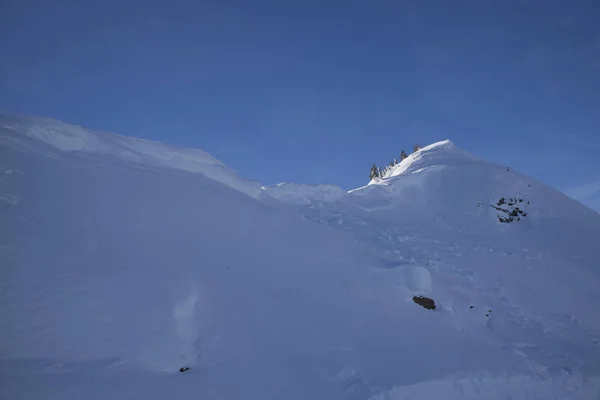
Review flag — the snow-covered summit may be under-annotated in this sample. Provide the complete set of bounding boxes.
[345,137,599,223]
[0,112,262,198]
[372,140,481,182]
[261,141,482,206]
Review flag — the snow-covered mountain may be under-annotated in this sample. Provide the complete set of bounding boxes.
[2,114,600,400]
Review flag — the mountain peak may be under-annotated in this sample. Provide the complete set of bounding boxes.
[376,139,481,181]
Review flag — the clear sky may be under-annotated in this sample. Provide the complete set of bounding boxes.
[1,0,599,211]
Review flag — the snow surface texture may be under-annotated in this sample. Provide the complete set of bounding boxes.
[262,182,346,205]
[1,114,600,399]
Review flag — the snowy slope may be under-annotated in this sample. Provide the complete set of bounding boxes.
[2,115,600,399]
[0,113,262,198]
[258,141,600,398]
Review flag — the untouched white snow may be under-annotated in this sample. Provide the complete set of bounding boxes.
[0,113,262,199]
[384,140,481,179]
[2,115,600,399]
[262,182,346,205]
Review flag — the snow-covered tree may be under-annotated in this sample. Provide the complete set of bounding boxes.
[369,164,378,180]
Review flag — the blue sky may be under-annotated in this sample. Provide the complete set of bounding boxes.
[1,0,599,210]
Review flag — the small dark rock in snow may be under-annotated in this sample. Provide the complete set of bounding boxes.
[179,367,190,373]
[469,305,474,309]
[413,296,436,310]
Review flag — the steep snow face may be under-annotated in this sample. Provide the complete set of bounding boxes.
[2,116,600,399]
[0,113,262,198]
[261,182,345,205]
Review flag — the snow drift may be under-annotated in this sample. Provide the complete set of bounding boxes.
[1,114,600,399]
[262,182,345,205]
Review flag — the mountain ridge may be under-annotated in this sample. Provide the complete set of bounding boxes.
[0,112,263,199]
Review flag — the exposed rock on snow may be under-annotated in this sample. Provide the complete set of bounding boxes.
[412,296,436,310]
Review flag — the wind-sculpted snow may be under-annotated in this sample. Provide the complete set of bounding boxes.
[0,113,262,198]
